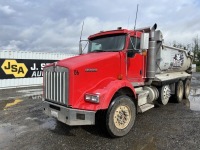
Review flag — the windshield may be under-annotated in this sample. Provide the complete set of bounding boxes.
[88,34,126,52]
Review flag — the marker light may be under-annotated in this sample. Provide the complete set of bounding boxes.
[85,94,100,103]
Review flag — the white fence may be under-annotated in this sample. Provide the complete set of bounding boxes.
[0,50,75,89]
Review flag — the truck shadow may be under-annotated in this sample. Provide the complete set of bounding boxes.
[51,110,110,138]
[81,110,112,138]
[51,121,78,136]
[51,120,109,138]
[81,124,110,138]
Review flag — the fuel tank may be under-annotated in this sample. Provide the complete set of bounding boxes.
[155,42,193,74]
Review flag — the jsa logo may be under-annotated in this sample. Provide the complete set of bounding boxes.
[1,60,28,77]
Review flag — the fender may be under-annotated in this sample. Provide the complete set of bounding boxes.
[84,77,137,110]
[99,79,136,109]
[73,78,136,111]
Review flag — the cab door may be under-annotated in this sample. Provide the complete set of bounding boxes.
[127,36,145,85]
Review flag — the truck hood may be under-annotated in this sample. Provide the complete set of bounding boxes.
[57,52,120,69]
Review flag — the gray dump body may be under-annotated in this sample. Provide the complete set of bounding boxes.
[139,24,194,83]
[156,44,193,74]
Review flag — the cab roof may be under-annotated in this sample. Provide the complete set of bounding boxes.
[88,29,142,39]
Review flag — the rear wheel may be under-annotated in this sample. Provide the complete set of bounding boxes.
[158,85,171,105]
[174,80,184,103]
[184,79,191,99]
[106,95,136,137]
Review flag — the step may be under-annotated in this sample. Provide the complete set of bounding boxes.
[138,103,154,113]
[137,90,149,106]
[135,87,143,93]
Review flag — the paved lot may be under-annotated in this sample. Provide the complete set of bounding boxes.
[0,74,200,150]
[0,86,42,101]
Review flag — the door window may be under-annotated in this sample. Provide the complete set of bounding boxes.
[128,37,140,50]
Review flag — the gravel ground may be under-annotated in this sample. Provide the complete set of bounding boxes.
[0,73,200,150]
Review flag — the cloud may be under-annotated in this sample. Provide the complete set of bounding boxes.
[0,5,15,15]
[2,40,22,50]
[0,15,127,53]
[0,0,200,53]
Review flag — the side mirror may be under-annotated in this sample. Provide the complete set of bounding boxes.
[140,33,149,50]
[79,41,82,55]
[127,50,135,57]
[127,49,140,57]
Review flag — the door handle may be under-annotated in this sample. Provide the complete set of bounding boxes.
[140,70,142,75]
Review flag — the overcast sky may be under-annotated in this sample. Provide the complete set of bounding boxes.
[0,0,200,54]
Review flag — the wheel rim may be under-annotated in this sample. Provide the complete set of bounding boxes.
[178,82,184,100]
[162,85,171,105]
[113,105,131,129]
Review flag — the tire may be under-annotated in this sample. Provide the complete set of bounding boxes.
[106,95,136,137]
[158,85,171,105]
[184,79,191,99]
[174,80,184,103]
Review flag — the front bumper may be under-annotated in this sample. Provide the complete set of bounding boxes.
[43,101,96,126]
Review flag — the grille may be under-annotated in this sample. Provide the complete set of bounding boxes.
[44,66,69,105]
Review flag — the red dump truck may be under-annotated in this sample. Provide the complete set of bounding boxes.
[43,24,193,137]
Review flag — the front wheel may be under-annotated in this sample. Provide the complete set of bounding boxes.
[106,95,136,137]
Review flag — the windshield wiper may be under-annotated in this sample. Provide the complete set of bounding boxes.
[91,50,120,53]
[90,50,107,53]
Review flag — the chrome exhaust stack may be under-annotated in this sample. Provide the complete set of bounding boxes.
[146,24,157,81]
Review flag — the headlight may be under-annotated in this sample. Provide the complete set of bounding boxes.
[85,94,100,103]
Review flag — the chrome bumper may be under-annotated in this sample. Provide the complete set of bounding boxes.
[43,101,96,126]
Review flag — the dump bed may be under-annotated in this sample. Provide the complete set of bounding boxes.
[155,44,193,74]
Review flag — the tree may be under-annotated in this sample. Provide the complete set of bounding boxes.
[172,36,200,72]
[192,35,200,64]
[173,40,187,50]
[192,35,200,71]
